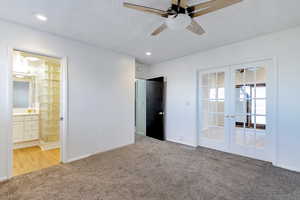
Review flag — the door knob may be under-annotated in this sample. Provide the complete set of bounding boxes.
[158,112,164,115]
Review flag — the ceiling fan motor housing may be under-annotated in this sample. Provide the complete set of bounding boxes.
[170,4,186,14]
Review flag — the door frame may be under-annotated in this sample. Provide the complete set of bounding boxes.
[5,47,69,179]
[197,57,278,164]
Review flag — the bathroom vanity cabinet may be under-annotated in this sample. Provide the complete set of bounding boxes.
[13,114,39,143]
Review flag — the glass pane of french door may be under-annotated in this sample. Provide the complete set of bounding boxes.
[232,65,267,155]
[199,70,227,146]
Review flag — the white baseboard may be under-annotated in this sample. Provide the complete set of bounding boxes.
[0,176,8,182]
[66,142,134,163]
[273,163,300,173]
[14,140,40,149]
[39,141,60,151]
[167,138,197,147]
[66,154,92,163]
[94,142,134,155]
[135,131,146,135]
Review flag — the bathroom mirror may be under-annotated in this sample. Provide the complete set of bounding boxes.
[13,80,30,108]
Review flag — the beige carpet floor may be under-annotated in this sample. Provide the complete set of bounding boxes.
[1,135,300,200]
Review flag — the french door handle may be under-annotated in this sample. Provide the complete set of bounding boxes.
[158,112,164,115]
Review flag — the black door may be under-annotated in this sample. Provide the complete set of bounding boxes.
[146,77,165,140]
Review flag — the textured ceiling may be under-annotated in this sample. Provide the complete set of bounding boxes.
[1,0,300,64]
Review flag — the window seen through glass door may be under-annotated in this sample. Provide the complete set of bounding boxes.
[234,66,267,148]
[200,72,225,141]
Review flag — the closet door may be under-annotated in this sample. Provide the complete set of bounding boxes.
[229,61,270,161]
[198,67,230,152]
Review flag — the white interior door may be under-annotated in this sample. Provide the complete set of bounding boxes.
[230,61,270,161]
[198,67,230,152]
[198,60,275,162]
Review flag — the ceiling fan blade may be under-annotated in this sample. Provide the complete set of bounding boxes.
[172,0,178,5]
[151,23,168,36]
[189,0,242,18]
[123,2,168,17]
[186,19,205,35]
[179,0,188,8]
[172,0,187,7]
[187,0,218,13]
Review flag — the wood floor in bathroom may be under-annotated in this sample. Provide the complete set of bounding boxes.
[13,146,60,176]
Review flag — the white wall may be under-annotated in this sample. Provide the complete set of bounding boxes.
[149,26,300,172]
[135,62,149,79]
[0,20,135,180]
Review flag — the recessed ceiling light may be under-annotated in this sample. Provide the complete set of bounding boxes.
[146,52,152,56]
[35,13,48,21]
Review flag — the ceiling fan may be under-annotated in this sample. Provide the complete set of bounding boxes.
[124,0,242,36]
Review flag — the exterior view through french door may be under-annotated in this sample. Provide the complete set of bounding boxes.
[198,59,276,162]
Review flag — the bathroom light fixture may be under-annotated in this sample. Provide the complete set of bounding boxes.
[26,57,40,62]
[35,13,48,21]
[15,74,25,78]
[146,52,152,56]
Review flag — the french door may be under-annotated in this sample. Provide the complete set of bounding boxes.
[198,60,274,162]
[198,67,230,152]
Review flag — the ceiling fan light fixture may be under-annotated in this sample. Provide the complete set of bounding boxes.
[166,14,192,30]
[35,13,48,22]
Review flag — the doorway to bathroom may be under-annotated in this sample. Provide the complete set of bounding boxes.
[10,50,67,176]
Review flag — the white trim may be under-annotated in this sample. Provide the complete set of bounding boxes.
[274,163,300,173]
[92,142,134,156]
[196,57,277,73]
[66,154,92,163]
[66,143,135,163]
[60,57,69,163]
[6,47,13,179]
[0,176,8,182]
[5,47,69,179]
[39,141,60,151]
[272,57,279,167]
[14,140,40,149]
[135,131,146,135]
[167,138,197,148]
